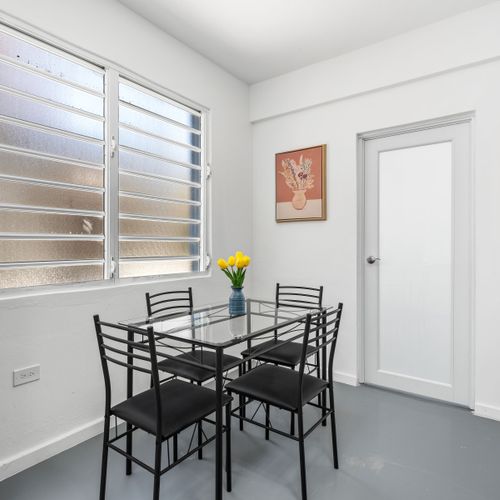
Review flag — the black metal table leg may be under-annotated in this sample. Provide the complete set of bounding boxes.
[126,329,133,474]
[215,347,223,500]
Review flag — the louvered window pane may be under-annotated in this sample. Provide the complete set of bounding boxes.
[0,121,104,164]
[119,172,200,203]
[118,78,203,278]
[0,30,103,91]
[0,149,103,187]
[0,179,103,212]
[120,241,199,259]
[0,210,103,235]
[119,83,201,129]
[119,104,200,148]
[0,90,103,139]
[119,260,198,279]
[0,26,105,289]
[120,149,201,184]
[119,128,200,167]
[0,240,104,262]
[0,59,103,115]
[119,218,200,239]
[0,264,103,289]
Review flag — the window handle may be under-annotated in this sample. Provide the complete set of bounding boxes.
[110,257,117,277]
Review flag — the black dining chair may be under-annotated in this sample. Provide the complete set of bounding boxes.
[240,284,323,432]
[146,288,241,458]
[227,304,343,500]
[93,315,232,500]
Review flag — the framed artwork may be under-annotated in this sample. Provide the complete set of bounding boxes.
[275,144,326,222]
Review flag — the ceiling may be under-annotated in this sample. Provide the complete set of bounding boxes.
[118,0,496,83]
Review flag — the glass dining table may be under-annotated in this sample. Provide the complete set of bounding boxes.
[119,298,323,500]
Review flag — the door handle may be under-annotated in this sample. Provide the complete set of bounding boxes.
[367,256,381,264]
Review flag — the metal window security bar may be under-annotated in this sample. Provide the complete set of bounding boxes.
[0,25,106,289]
[117,78,204,279]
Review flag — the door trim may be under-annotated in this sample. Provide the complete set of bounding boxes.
[356,112,475,408]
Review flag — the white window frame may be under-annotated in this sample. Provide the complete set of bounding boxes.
[0,17,211,298]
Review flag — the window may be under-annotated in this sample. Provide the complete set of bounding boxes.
[0,26,106,288]
[118,79,203,278]
[0,25,207,291]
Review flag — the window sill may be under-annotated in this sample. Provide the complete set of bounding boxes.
[0,269,212,302]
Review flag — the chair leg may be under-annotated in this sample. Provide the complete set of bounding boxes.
[99,416,110,500]
[328,383,339,469]
[316,353,322,408]
[322,387,328,427]
[290,366,296,436]
[173,434,178,462]
[126,422,132,475]
[265,403,270,440]
[298,409,308,500]
[238,364,244,431]
[197,381,203,459]
[153,438,162,500]
[226,395,232,492]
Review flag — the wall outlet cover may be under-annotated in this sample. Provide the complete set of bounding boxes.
[13,365,40,387]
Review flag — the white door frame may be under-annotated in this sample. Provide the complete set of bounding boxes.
[356,112,476,408]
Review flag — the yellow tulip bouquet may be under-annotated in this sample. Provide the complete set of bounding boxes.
[217,251,251,288]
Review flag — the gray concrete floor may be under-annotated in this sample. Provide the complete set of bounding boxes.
[1,384,500,500]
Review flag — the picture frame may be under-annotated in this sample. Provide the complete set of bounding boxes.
[275,144,327,222]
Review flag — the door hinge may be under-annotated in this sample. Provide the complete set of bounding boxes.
[205,254,212,270]
[206,164,212,179]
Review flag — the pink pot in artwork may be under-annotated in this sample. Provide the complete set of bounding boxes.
[292,190,307,210]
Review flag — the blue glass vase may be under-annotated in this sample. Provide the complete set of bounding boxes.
[229,286,246,316]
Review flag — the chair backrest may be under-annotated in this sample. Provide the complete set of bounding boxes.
[145,287,193,318]
[275,283,323,310]
[93,316,163,435]
[297,303,343,407]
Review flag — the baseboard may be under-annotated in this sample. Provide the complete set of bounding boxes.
[333,370,359,386]
[0,417,108,482]
[474,403,500,422]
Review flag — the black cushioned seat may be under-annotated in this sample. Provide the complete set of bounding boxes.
[112,379,231,438]
[226,364,327,411]
[240,340,315,367]
[158,350,240,383]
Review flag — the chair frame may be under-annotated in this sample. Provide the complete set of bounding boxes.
[145,287,241,460]
[94,316,232,500]
[229,303,343,500]
[242,284,324,434]
[145,287,194,318]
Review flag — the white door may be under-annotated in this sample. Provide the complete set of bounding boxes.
[363,121,472,406]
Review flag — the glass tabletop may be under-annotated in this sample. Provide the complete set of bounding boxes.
[119,298,321,348]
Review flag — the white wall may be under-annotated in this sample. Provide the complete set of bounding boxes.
[250,5,500,413]
[0,0,252,480]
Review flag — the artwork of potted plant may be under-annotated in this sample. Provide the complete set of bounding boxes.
[279,155,315,210]
[275,144,326,222]
[217,251,251,316]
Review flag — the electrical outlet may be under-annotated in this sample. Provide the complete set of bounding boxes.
[13,365,40,387]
